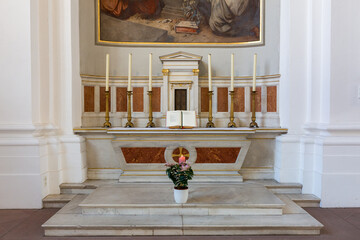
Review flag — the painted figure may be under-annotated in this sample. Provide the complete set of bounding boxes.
[198,0,260,37]
[100,0,164,19]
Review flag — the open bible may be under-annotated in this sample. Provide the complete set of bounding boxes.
[166,111,197,129]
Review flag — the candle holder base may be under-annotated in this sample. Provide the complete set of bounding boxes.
[206,121,215,128]
[228,121,237,128]
[103,121,112,128]
[249,121,259,128]
[125,121,134,128]
[146,121,155,128]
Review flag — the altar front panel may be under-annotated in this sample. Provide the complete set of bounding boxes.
[76,128,286,180]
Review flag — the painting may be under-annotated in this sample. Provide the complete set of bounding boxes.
[96,0,264,47]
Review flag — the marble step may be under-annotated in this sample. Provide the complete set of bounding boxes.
[42,191,323,236]
[287,194,321,207]
[43,214,323,236]
[59,179,303,194]
[79,183,285,216]
[119,171,243,183]
[43,194,77,208]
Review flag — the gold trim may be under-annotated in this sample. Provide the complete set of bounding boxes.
[162,69,170,76]
[96,0,264,47]
[107,129,255,132]
[112,134,250,137]
[86,138,114,140]
[122,174,241,177]
[112,140,250,142]
[73,128,107,131]
[88,168,273,171]
[193,69,200,76]
[80,74,281,80]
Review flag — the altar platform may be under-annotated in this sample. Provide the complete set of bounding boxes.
[42,181,323,236]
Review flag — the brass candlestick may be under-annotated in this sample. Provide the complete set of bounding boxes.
[249,90,259,128]
[228,90,236,128]
[206,91,215,128]
[125,91,134,128]
[146,90,155,128]
[103,90,112,128]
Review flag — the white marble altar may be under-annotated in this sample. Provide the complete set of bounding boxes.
[74,127,287,181]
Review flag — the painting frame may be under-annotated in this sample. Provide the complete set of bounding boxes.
[95,0,265,48]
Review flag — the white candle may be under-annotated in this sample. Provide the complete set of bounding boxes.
[208,54,212,91]
[231,53,234,91]
[128,53,132,91]
[105,54,109,91]
[149,53,152,91]
[253,54,257,91]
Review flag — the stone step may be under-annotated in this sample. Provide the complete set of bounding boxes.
[248,180,303,194]
[59,179,304,195]
[43,194,77,208]
[287,194,321,207]
[43,212,323,236]
[42,188,323,237]
[79,183,285,216]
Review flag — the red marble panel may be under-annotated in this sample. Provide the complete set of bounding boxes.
[267,86,277,112]
[152,87,161,112]
[201,87,209,112]
[195,148,241,163]
[116,87,127,112]
[100,87,111,112]
[84,86,94,112]
[234,87,245,112]
[133,87,144,112]
[217,87,229,112]
[122,148,166,163]
[250,87,262,112]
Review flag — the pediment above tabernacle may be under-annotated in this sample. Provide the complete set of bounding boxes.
[159,51,202,62]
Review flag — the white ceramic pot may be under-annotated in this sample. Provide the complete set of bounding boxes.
[174,188,188,204]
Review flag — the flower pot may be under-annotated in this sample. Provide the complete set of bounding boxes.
[174,188,188,204]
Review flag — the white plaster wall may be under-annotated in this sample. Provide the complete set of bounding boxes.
[0,0,86,208]
[278,0,360,207]
[79,0,281,77]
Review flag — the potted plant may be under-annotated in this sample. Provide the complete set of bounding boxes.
[165,155,194,203]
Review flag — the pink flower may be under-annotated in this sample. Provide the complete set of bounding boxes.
[181,163,190,171]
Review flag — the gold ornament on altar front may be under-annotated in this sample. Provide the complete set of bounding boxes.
[172,147,190,162]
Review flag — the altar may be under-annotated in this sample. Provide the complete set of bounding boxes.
[75,127,287,182]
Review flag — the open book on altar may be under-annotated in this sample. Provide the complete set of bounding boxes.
[166,111,197,129]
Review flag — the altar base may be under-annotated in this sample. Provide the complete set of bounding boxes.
[43,182,323,236]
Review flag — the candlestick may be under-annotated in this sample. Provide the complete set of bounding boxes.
[208,54,212,91]
[105,54,109,91]
[128,53,132,91]
[146,91,155,128]
[249,90,259,128]
[253,54,257,91]
[231,53,234,91]
[103,90,112,128]
[125,91,134,128]
[149,53,152,91]
[206,91,215,128]
[228,91,236,128]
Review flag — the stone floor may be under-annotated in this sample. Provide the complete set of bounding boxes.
[0,208,359,240]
